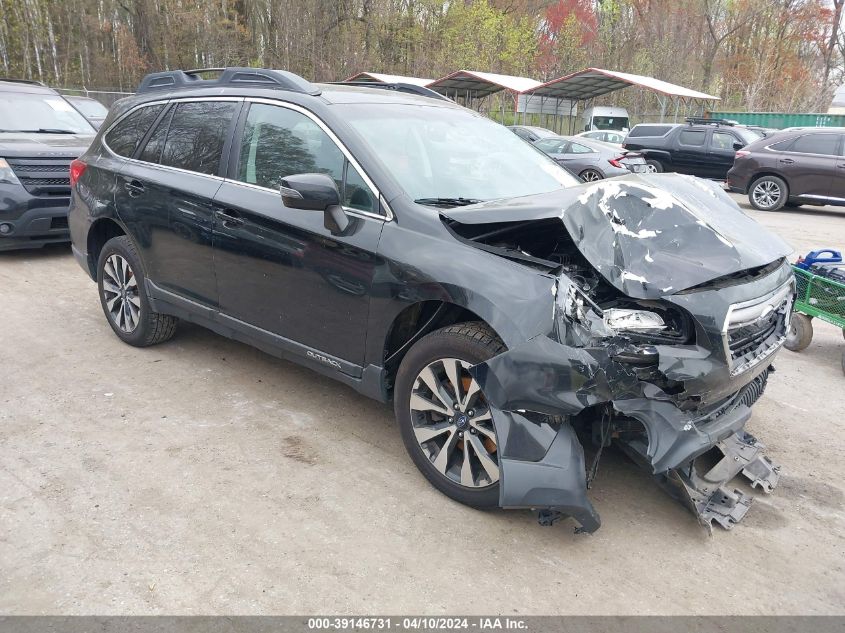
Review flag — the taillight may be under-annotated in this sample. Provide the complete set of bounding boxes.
[609,156,625,168]
[69,159,87,187]
[735,150,751,159]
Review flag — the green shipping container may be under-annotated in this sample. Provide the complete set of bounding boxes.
[706,111,845,129]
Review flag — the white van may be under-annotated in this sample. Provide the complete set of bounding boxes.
[582,106,630,132]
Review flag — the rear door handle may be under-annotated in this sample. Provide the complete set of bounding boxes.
[123,179,145,197]
[779,158,795,164]
[216,209,245,229]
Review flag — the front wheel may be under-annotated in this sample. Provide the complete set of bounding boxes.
[749,175,788,211]
[97,235,178,347]
[785,313,813,352]
[394,322,505,508]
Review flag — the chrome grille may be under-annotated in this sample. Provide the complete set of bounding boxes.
[723,280,793,376]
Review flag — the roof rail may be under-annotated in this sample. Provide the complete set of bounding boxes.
[136,67,321,96]
[686,116,736,126]
[328,81,451,102]
[0,77,48,87]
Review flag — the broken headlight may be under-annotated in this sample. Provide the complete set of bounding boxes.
[603,309,666,333]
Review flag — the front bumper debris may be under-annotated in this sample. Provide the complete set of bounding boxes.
[658,432,780,532]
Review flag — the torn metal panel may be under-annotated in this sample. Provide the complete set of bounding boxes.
[443,173,793,298]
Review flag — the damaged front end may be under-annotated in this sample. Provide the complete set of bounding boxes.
[446,174,794,533]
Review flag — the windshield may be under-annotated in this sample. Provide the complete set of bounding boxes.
[736,127,762,143]
[592,116,629,131]
[68,97,109,118]
[344,104,578,203]
[0,92,95,134]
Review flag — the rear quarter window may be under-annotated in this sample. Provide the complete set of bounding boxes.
[105,104,165,157]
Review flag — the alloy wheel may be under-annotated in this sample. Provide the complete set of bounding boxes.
[752,180,781,209]
[580,169,603,182]
[645,163,658,173]
[102,254,140,333]
[408,358,498,488]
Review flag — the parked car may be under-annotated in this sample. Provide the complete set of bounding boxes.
[727,127,845,211]
[622,119,760,178]
[535,135,647,181]
[576,129,626,145]
[69,67,791,533]
[507,124,557,143]
[0,78,96,250]
[64,95,110,128]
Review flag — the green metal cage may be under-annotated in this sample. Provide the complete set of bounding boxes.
[792,266,845,329]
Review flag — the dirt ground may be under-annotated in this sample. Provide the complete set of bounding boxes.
[1,193,843,615]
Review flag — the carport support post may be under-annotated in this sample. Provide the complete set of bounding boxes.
[658,95,667,122]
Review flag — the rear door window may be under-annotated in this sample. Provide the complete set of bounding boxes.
[158,101,238,176]
[789,133,841,156]
[105,104,165,157]
[679,130,706,146]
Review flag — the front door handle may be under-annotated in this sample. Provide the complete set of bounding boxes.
[216,209,245,229]
[124,179,145,197]
[779,158,795,164]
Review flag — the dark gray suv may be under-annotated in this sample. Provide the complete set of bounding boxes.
[0,78,96,250]
[727,127,845,211]
[69,67,793,534]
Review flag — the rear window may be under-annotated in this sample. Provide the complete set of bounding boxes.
[158,101,238,176]
[679,130,706,146]
[105,104,165,157]
[627,125,673,138]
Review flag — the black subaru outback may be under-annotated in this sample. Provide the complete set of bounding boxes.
[69,68,793,533]
[0,78,96,250]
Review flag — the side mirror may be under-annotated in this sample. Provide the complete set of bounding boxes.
[279,173,350,235]
[280,173,340,210]
[733,142,744,150]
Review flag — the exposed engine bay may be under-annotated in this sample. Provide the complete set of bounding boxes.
[441,174,793,533]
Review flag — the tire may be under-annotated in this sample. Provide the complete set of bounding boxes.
[97,235,178,347]
[748,175,788,211]
[394,322,505,509]
[579,168,604,182]
[644,159,664,173]
[784,313,813,352]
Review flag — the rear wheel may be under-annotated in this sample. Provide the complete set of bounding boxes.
[394,322,504,508]
[97,236,178,347]
[785,313,813,352]
[579,168,603,182]
[749,175,788,211]
[644,159,663,173]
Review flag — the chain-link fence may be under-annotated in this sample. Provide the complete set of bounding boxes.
[56,88,135,107]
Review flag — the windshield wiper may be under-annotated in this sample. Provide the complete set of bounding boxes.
[1,128,79,134]
[414,197,484,208]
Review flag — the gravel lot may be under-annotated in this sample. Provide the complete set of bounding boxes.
[1,193,844,615]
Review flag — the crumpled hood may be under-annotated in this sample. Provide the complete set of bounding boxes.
[443,173,793,299]
[0,133,94,157]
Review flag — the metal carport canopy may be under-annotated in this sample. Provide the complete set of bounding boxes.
[427,70,542,98]
[522,68,720,101]
[344,72,435,87]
